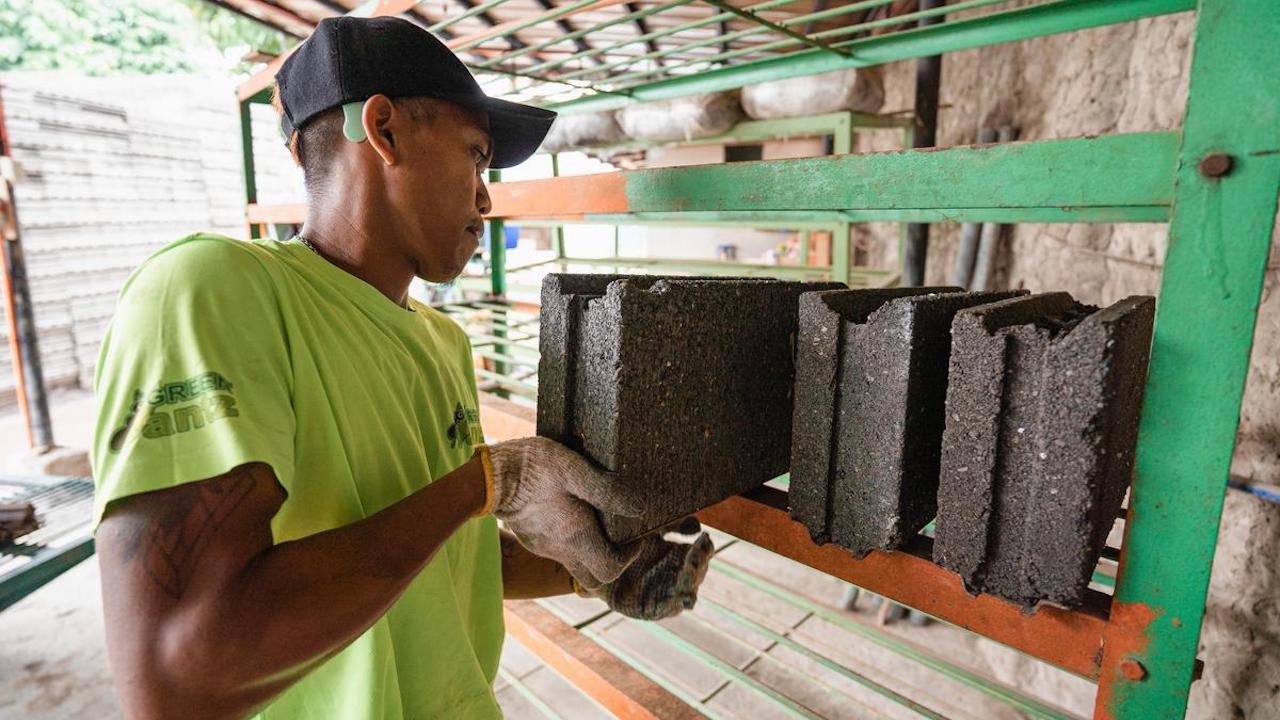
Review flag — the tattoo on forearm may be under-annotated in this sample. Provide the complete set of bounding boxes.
[120,465,261,599]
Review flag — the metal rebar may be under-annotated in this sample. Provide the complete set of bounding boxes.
[496,665,566,719]
[599,0,1002,89]
[903,0,944,287]
[695,597,948,718]
[950,127,998,287]
[971,125,1019,290]
[472,0,694,70]
[529,0,834,78]
[707,560,1074,720]
[428,0,514,34]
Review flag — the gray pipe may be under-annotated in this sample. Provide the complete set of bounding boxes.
[949,127,997,288]
[971,126,1019,291]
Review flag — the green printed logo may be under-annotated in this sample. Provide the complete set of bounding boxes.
[447,401,482,448]
[109,372,239,452]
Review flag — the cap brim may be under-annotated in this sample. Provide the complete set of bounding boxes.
[473,96,557,169]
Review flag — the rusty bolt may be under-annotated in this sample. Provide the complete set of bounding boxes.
[1198,153,1234,178]
[1120,658,1148,682]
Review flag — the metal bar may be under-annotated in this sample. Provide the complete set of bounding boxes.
[473,368,537,396]
[240,97,265,240]
[0,168,32,448]
[695,597,948,718]
[831,222,851,284]
[546,0,1196,114]
[472,0,694,70]
[447,0,629,52]
[568,0,998,87]
[598,0,1004,88]
[624,2,664,69]
[581,626,734,720]
[950,127,998,287]
[698,0,853,58]
[553,0,906,83]
[0,537,94,612]
[487,132,1178,218]
[696,489,1110,678]
[525,0,809,77]
[553,256,844,279]
[487,169,506,296]
[203,0,311,37]
[902,0,943,287]
[496,666,564,720]
[628,619,823,719]
[970,126,1019,291]
[1094,1,1280,717]
[428,0,514,33]
[0,84,53,450]
[513,206,1169,225]
[504,599,704,719]
[709,560,1076,720]
[576,111,872,154]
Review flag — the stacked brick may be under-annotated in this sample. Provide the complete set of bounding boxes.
[537,274,841,543]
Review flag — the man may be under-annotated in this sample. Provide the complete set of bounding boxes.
[91,16,713,720]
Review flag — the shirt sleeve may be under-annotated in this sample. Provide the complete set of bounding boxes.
[90,235,296,528]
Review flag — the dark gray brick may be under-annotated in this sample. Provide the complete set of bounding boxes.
[933,293,1155,608]
[789,288,1023,557]
[537,273,842,543]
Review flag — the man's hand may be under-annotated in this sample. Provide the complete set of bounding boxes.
[486,437,644,588]
[577,517,715,621]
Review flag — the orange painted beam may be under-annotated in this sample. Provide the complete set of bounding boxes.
[487,174,629,218]
[478,392,536,442]
[503,600,701,720]
[696,489,1114,679]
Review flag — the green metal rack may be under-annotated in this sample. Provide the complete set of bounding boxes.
[235,0,1280,717]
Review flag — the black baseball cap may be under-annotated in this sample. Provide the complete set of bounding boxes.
[276,16,557,169]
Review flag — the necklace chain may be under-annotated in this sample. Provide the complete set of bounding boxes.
[296,234,320,255]
[293,234,413,312]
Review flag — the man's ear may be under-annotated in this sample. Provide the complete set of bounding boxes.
[362,94,398,166]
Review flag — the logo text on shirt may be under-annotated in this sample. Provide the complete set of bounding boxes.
[109,372,240,452]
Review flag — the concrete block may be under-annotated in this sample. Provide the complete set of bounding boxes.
[537,274,842,543]
[933,293,1155,608]
[789,287,1023,557]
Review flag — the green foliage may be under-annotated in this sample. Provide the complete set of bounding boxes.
[0,0,295,75]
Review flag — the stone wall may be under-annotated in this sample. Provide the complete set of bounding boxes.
[856,10,1278,718]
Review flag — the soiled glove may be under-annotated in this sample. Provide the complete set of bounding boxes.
[481,437,644,588]
[575,517,715,621]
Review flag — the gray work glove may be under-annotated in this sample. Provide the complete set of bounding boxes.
[574,517,715,621]
[482,437,645,588]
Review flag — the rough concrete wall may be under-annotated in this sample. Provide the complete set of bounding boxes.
[856,10,1279,718]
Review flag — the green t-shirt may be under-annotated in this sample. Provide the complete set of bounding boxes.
[91,233,504,719]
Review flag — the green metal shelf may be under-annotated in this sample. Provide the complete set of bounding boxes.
[237,1,1279,718]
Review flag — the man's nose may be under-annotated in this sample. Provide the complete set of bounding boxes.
[477,178,492,216]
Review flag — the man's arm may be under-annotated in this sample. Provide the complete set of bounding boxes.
[499,528,576,599]
[97,458,486,720]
